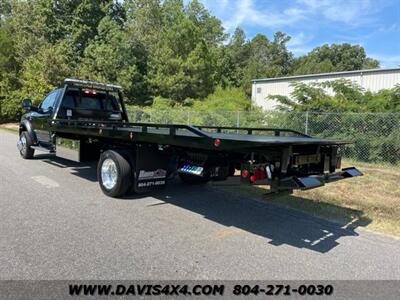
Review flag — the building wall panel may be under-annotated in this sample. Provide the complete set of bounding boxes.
[252,68,400,110]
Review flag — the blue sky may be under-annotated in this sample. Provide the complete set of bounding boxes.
[197,0,400,67]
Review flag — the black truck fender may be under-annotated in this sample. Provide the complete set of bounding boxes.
[19,119,38,145]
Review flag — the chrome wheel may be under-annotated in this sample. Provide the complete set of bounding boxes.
[18,135,27,153]
[101,158,118,190]
[97,150,132,198]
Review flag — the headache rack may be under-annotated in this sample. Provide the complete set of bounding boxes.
[64,78,123,91]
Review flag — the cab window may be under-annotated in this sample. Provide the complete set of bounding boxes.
[40,90,58,112]
[61,88,121,112]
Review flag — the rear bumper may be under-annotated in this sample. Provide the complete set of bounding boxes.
[277,167,363,191]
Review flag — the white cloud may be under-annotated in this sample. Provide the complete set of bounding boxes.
[221,0,308,32]
[289,46,313,56]
[212,0,381,33]
[370,54,400,68]
[199,0,397,61]
[288,32,312,47]
[287,32,314,55]
[298,0,379,25]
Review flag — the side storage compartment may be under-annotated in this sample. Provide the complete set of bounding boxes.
[56,137,101,162]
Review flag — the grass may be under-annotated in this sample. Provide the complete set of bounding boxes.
[2,122,399,236]
[0,123,18,133]
[213,160,400,237]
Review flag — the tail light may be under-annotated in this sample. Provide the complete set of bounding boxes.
[82,89,97,95]
[241,164,270,184]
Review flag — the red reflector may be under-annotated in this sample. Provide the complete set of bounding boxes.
[241,169,249,178]
[249,175,256,184]
[214,138,221,147]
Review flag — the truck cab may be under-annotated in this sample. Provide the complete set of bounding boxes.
[18,79,128,154]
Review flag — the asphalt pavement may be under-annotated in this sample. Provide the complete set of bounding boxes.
[1,130,399,279]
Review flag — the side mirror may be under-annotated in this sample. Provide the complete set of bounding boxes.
[22,98,32,111]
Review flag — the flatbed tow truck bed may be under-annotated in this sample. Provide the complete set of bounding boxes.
[18,79,362,198]
[50,120,348,149]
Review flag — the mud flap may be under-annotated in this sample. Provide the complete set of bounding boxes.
[132,143,169,194]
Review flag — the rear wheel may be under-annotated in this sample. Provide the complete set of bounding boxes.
[18,131,35,159]
[97,150,132,198]
[179,173,210,184]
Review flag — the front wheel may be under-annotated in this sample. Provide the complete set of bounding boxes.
[18,131,35,159]
[97,150,132,198]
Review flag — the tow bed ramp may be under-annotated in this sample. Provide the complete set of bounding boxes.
[279,167,363,190]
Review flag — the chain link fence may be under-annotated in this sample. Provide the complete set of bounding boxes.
[127,107,400,165]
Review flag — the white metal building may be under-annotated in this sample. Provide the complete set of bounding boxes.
[251,67,400,110]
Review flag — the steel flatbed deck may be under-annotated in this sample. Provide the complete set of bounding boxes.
[50,119,349,152]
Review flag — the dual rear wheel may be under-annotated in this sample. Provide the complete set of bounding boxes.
[97,150,211,197]
[18,133,215,198]
[97,150,132,198]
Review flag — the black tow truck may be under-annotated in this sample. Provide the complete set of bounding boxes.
[17,79,362,197]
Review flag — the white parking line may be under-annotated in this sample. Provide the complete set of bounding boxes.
[31,176,60,188]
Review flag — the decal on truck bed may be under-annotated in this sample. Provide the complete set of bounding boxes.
[138,169,167,180]
[137,180,166,188]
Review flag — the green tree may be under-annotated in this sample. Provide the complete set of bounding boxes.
[292,43,379,75]
[186,0,226,46]
[124,0,163,51]
[216,27,250,88]
[219,29,293,94]
[242,32,293,94]
[147,0,216,101]
[80,16,150,104]
[19,41,72,103]
[0,0,390,122]
[0,14,20,122]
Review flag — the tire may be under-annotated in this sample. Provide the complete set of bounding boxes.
[18,131,35,159]
[179,173,210,185]
[97,150,132,198]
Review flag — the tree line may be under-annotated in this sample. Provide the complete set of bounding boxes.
[0,0,382,121]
